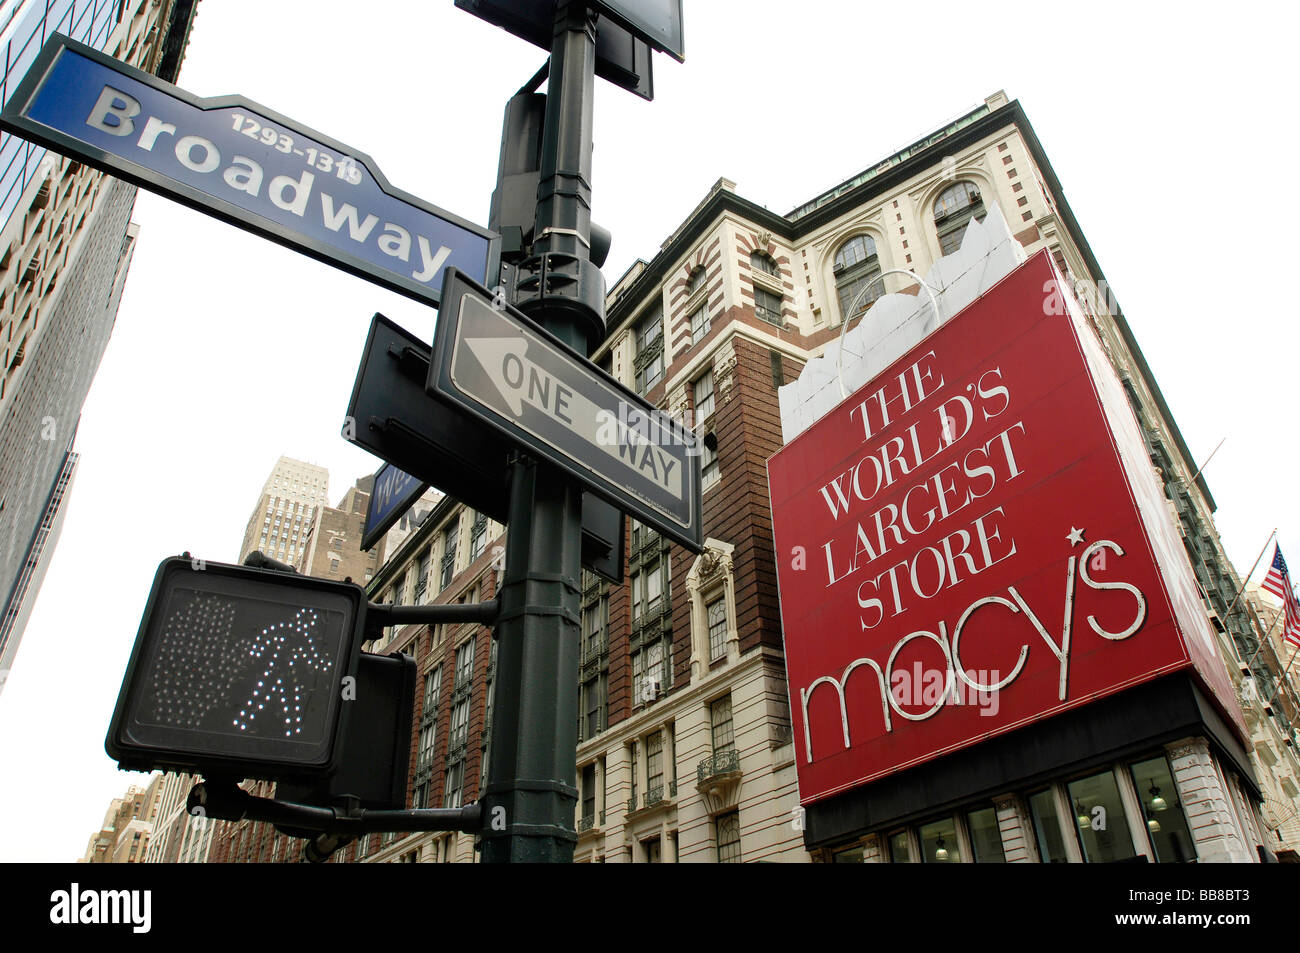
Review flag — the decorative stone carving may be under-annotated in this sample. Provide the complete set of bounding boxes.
[714,344,738,403]
[1165,740,1200,761]
[698,545,727,581]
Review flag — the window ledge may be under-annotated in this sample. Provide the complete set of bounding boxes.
[683,286,709,317]
[625,782,679,819]
[750,268,785,295]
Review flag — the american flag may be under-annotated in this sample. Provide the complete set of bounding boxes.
[1262,545,1300,649]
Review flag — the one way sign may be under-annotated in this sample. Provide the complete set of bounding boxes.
[429,269,702,551]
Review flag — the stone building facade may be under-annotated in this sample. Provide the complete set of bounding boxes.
[81,773,162,864]
[210,90,1282,863]
[236,455,329,566]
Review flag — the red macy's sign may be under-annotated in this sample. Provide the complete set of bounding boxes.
[768,251,1244,805]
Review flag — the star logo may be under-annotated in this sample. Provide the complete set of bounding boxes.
[1067,527,1085,547]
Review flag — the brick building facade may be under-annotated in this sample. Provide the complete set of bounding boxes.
[295,475,384,586]
[206,90,1286,863]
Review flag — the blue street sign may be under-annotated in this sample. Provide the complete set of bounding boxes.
[363,463,429,554]
[0,35,499,307]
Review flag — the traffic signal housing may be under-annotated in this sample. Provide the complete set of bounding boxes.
[277,649,416,811]
[106,557,366,784]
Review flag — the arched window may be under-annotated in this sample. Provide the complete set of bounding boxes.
[833,234,882,322]
[933,182,985,256]
[750,250,779,277]
[686,265,706,296]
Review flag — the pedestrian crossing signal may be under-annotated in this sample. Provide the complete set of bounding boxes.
[106,557,366,783]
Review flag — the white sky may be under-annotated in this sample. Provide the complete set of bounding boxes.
[0,1,1296,861]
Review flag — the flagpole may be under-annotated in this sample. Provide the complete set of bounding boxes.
[1188,436,1226,488]
[1233,528,1278,669]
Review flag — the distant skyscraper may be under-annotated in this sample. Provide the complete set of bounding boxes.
[143,770,212,864]
[81,774,163,864]
[237,456,330,566]
[296,473,385,586]
[0,0,200,694]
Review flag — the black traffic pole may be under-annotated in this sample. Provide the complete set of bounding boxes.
[481,0,605,863]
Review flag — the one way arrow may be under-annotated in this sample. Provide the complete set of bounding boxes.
[462,333,683,498]
[465,335,578,423]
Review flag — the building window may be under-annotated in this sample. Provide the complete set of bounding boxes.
[442,759,465,809]
[643,837,662,863]
[933,181,985,256]
[833,234,882,322]
[414,549,430,603]
[706,595,727,661]
[693,369,715,423]
[687,265,706,296]
[689,304,709,345]
[645,731,664,800]
[423,665,442,713]
[832,843,865,863]
[628,740,638,808]
[710,694,734,753]
[581,671,606,741]
[749,250,779,276]
[966,807,1006,863]
[753,285,783,326]
[454,637,475,698]
[1130,755,1194,863]
[918,816,961,863]
[1067,769,1135,863]
[579,573,609,741]
[632,638,669,705]
[582,589,608,658]
[716,811,741,863]
[414,723,436,808]
[631,557,667,622]
[444,639,474,808]
[469,511,488,563]
[887,831,914,863]
[414,665,442,809]
[440,520,459,591]
[1027,788,1069,863]
[700,440,720,490]
[629,535,671,705]
[580,762,597,828]
[634,306,664,395]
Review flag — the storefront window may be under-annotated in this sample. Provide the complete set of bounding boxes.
[888,831,914,863]
[1028,789,1070,863]
[918,817,961,863]
[1068,770,1136,863]
[1130,755,1195,863]
[831,844,864,863]
[967,807,1006,863]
